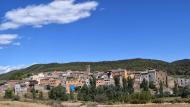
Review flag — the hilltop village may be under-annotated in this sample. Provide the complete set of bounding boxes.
[0,65,188,100]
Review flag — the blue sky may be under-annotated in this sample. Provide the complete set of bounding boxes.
[0,0,190,71]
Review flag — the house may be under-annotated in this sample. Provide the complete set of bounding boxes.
[40,78,61,87]
[65,79,84,93]
[96,71,115,87]
[155,70,168,86]
[96,78,105,87]
[7,80,20,88]
[167,76,175,88]
[30,73,44,84]
[176,78,190,87]
[110,69,128,79]
[140,71,149,82]
[49,78,61,87]
[14,84,27,95]
[128,69,168,88]
[29,80,38,87]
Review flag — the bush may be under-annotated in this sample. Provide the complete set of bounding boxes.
[130,99,139,104]
[184,99,190,103]
[152,99,164,103]
[48,85,68,101]
[174,98,184,103]
[12,95,20,101]
[94,94,108,103]
[86,102,97,107]
[130,99,147,104]
[130,91,152,103]
[4,89,14,99]
[169,100,175,104]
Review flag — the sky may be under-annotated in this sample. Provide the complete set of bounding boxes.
[0,0,190,73]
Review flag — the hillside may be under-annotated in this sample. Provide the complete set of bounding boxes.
[0,58,190,80]
[171,59,190,75]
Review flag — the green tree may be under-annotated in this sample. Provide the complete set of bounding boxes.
[114,76,121,87]
[149,81,156,89]
[89,76,97,101]
[77,84,91,101]
[4,89,14,99]
[38,91,44,100]
[140,79,149,91]
[104,85,116,102]
[181,86,190,98]
[159,81,164,98]
[31,87,37,99]
[127,77,134,94]
[122,78,128,91]
[48,85,68,101]
[173,81,179,96]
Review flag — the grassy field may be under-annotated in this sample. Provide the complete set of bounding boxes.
[98,104,190,107]
[1,101,190,107]
[0,101,50,107]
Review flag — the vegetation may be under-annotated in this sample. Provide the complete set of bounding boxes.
[173,81,179,96]
[2,58,190,80]
[4,89,14,99]
[158,82,164,98]
[77,76,153,104]
[48,85,68,101]
[140,79,149,91]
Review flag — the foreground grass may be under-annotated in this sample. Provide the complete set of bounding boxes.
[0,101,50,107]
[1,101,190,107]
[98,103,190,107]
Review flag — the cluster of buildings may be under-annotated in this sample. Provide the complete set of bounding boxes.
[0,65,189,97]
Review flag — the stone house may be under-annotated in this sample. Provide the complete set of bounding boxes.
[40,78,61,87]
[110,69,128,79]
[14,84,27,95]
[176,78,190,87]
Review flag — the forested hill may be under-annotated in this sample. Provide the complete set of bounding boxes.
[0,58,190,80]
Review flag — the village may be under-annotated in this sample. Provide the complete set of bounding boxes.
[0,65,188,99]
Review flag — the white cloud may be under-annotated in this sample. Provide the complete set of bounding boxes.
[0,34,18,45]
[0,65,27,74]
[0,0,98,30]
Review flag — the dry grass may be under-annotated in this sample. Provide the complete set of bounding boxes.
[1,101,190,107]
[98,103,190,107]
[0,101,50,107]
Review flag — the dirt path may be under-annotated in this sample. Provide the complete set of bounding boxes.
[0,101,50,107]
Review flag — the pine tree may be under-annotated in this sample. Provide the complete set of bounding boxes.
[159,81,164,98]
[127,77,134,94]
[173,81,179,96]
[140,79,149,91]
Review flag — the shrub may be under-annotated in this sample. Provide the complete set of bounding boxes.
[48,85,68,101]
[130,91,152,103]
[130,99,147,104]
[185,99,190,104]
[130,99,139,104]
[12,95,20,101]
[4,89,14,99]
[152,99,164,103]
[174,98,184,103]
[169,100,175,104]
[86,102,97,107]
[94,94,108,103]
